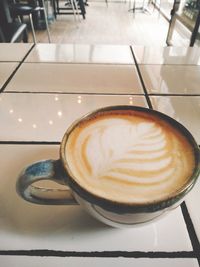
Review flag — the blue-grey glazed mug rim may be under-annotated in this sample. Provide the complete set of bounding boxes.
[60,105,200,214]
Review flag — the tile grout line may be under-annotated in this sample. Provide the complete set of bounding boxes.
[0,44,35,94]
[3,91,200,97]
[137,63,200,66]
[181,202,200,265]
[0,250,197,258]
[2,91,145,96]
[0,141,60,145]
[23,61,135,65]
[130,46,153,109]
[148,93,200,97]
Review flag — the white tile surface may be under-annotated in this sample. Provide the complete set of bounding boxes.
[142,95,200,245]
[132,46,200,65]
[139,65,200,95]
[0,257,199,267]
[5,63,143,94]
[0,93,147,141]
[25,44,134,64]
[0,63,19,90]
[0,145,193,251]
[185,177,200,243]
[150,96,200,144]
[0,43,33,62]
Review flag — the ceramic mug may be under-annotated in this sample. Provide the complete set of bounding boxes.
[16,106,200,227]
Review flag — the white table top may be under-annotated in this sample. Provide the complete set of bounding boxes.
[0,62,19,91]
[25,44,134,64]
[5,63,143,94]
[132,46,200,65]
[139,65,200,95]
[0,43,199,267]
[0,43,33,62]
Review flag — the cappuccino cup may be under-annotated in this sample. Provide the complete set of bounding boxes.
[17,106,200,227]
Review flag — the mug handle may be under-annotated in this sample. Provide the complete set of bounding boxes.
[16,159,78,205]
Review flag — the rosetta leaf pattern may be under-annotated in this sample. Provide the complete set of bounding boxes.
[86,121,170,184]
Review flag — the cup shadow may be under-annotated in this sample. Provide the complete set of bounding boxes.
[0,155,110,239]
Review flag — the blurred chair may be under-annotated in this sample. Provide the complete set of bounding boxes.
[129,0,152,15]
[0,0,28,42]
[53,0,86,20]
[9,0,51,43]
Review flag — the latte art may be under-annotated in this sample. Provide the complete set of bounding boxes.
[65,110,195,204]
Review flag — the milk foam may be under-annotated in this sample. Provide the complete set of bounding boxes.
[66,111,195,204]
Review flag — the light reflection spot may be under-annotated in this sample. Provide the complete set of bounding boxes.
[57,111,62,117]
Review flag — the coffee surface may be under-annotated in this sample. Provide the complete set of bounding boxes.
[65,110,195,204]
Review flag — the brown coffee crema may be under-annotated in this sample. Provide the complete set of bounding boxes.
[65,110,195,204]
